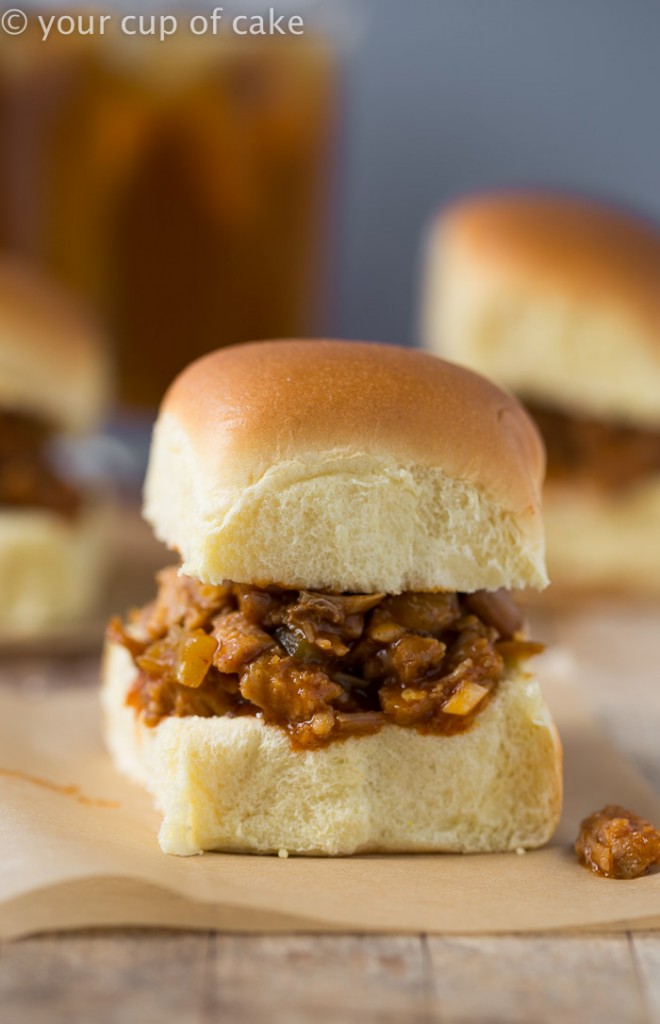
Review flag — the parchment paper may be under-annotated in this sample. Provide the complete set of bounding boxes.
[2,654,660,940]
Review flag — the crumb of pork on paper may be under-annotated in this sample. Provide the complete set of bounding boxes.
[575,804,660,879]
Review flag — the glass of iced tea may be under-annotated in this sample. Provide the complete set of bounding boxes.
[0,8,341,410]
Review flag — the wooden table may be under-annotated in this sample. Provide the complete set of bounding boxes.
[2,605,660,1023]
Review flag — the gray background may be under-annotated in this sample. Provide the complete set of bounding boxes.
[334,0,660,345]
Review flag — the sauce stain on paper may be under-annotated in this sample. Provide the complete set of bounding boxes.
[0,767,119,808]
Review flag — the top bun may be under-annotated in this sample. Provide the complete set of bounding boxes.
[0,258,110,431]
[144,340,547,594]
[423,192,660,427]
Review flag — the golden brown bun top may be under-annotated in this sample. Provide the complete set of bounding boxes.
[161,339,544,517]
[441,191,660,334]
[0,257,110,430]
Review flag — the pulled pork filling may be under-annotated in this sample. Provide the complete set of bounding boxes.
[0,409,81,518]
[526,400,660,493]
[576,805,660,880]
[109,568,542,751]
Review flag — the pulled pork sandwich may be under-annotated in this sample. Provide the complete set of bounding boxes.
[0,259,110,634]
[422,192,660,593]
[102,339,562,857]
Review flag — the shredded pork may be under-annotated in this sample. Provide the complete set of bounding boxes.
[575,805,660,879]
[109,568,542,750]
[526,400,660,492]
[0,410,81,518]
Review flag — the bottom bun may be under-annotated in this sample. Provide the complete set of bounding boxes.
[0,503,108,635]
[102,642,562,857]
[544,475,660,594]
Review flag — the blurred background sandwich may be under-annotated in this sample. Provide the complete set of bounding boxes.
[0,259,111,635]
[422,192,660,595]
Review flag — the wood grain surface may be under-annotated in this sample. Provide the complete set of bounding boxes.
[2,592,660,1022]
[2,931,660,1023]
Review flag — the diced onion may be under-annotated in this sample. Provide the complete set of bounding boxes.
[442,681,489,716]
[176,631,218,688]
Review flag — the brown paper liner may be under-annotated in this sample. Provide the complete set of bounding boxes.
[2,654,660,940]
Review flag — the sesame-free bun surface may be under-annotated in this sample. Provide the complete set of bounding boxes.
[0,258,109,430]
[542,475,660,594]
[0,503,108,634]
[144,340,547,593]
[102,640,562,856]
[423,192,660,426]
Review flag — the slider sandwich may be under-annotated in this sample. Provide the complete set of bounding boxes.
[102,340,561,856]
[423,192,660,592]
[0,259,110,633]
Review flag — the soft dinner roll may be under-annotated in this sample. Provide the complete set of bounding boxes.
[144,340,548,593]
[423,192,660,428]
[541,477,660,594]
[103,641,561,856]
[0,503,109,635]
[0,257,109,431]
[104,339,561,857]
